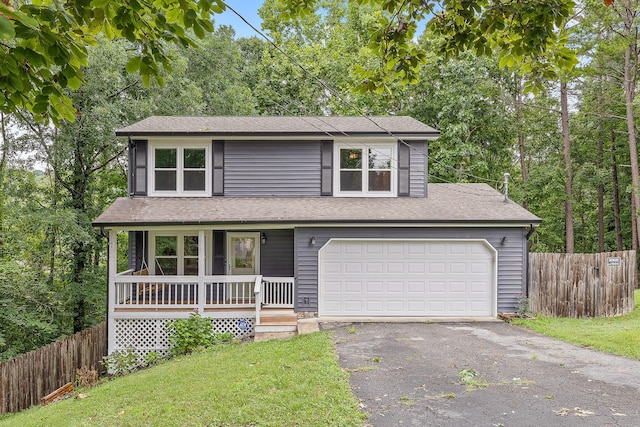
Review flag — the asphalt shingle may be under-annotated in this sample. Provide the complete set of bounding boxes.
[115,116,440,138]
[93,184,541,227]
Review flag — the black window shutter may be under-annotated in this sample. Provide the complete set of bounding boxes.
[131,140,147,196]
[321,140,333,196]
[398,141,410,197]
[212,140,224,196]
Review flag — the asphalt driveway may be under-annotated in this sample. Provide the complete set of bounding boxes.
[324,321,640,427]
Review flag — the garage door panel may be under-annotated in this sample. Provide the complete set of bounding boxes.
[344,281,363,292]
[449,262,467,273]
[450,282,467,293]
[387,300,404,311]
[345,262,362,273]
[408,281,426,292]
[366,281,383,292]
[320,240,495,317]
[366,262,383,273]
[387,262,404,274]
[408,262,425,273]
[429,263,446,273]
[428,282,445,293]
[388,281,404,292]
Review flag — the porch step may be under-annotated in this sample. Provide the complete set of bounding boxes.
[259,312,298,327]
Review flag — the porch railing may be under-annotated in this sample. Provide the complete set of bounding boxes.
[113,273,294,312]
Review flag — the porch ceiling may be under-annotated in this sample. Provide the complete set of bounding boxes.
[93,184,541,228]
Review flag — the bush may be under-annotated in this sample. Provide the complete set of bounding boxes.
[166,311,234,356]
[102,348,143,377]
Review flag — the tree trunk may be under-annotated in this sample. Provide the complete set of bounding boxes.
[514,78,528,208]
[610,130,623,251]
[623,44,640,250]
[0,113,8,258]
[560,82,574,253]
[597,100,605,252]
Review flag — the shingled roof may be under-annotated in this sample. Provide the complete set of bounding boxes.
[115,116,440,138]
[93,184,540,227]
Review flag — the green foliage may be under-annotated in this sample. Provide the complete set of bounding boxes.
[513,290,640,360]
[279,0,578,93]
[516,293,530,318]
[102,348,143,377]
[0,260,66,361]
[143,351,162,367]
[0,0,226,125]
[166,312,234,356]
[3,333,366,427]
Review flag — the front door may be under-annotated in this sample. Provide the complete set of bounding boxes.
[226,232,260,275]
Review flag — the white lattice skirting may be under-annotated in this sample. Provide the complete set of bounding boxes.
[112,317,255,357]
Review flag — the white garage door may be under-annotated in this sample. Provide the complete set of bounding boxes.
[319,239,496,317]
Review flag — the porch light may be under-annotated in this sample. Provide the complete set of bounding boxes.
[501,236,508,245]
[261,233,267,245]
[310,236,316,245]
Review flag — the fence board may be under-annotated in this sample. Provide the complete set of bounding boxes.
[528,251,636,318]
[0,321,106,415]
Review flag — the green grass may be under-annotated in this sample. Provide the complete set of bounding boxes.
[0,332,366,427]
[512,289,640,360]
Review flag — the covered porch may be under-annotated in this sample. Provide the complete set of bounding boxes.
[105,228,296,356]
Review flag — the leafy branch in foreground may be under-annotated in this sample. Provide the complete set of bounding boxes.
[0,0,225,125]
[278,0,580,93]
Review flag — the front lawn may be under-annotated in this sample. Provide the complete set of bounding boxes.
[0,332,366,427]
[512,289,640,360]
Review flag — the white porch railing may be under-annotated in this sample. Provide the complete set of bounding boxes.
[113,273,294,313]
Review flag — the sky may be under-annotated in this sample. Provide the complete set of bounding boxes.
[215,1,265,38]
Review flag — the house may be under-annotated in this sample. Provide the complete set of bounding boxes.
[93,116,541,356]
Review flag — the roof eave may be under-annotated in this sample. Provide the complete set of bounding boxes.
[92,218,542,228]
[115,131,440,139]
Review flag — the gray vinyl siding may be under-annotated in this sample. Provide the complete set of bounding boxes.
[293,227,527,313]
[409,141,427,197]
[224,141,321,196]
[260,229,294,276]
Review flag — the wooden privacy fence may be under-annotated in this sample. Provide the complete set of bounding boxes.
[528,251,636,318]
[0,320,106,415]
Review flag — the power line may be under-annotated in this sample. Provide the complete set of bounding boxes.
[222,2,507,188]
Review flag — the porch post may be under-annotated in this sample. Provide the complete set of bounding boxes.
[107,229,117,355]
[198,230,205,313]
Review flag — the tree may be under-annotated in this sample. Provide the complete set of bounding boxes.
[0,0,224,124]
[278,0,578,93]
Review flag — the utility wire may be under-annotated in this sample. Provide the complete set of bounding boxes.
[222,1,507,189]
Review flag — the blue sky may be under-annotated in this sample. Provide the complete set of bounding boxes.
[214,1,428,39]
[215,1,265,38]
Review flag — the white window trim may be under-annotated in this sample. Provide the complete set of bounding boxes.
[333,140,397,197]
[149,231,210,276]
[148,141,211,197]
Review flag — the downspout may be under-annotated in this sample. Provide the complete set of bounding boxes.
[524,224,536,300]
[526,224,536,240]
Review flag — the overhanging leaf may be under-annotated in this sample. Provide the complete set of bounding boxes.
[0,16,15,41]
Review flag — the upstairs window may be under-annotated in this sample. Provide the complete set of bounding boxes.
[150,143,210,196]
[334,142,396,196]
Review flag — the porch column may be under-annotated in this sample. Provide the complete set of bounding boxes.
[198,230,205,313]
[107,229,117,355]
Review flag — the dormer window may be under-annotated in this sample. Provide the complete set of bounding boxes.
[150,142,210,196]
[334,141,397,197]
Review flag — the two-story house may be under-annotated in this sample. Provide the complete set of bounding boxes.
[94,116,541,357]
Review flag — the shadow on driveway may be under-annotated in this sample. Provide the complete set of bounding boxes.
[324,321,640,427]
